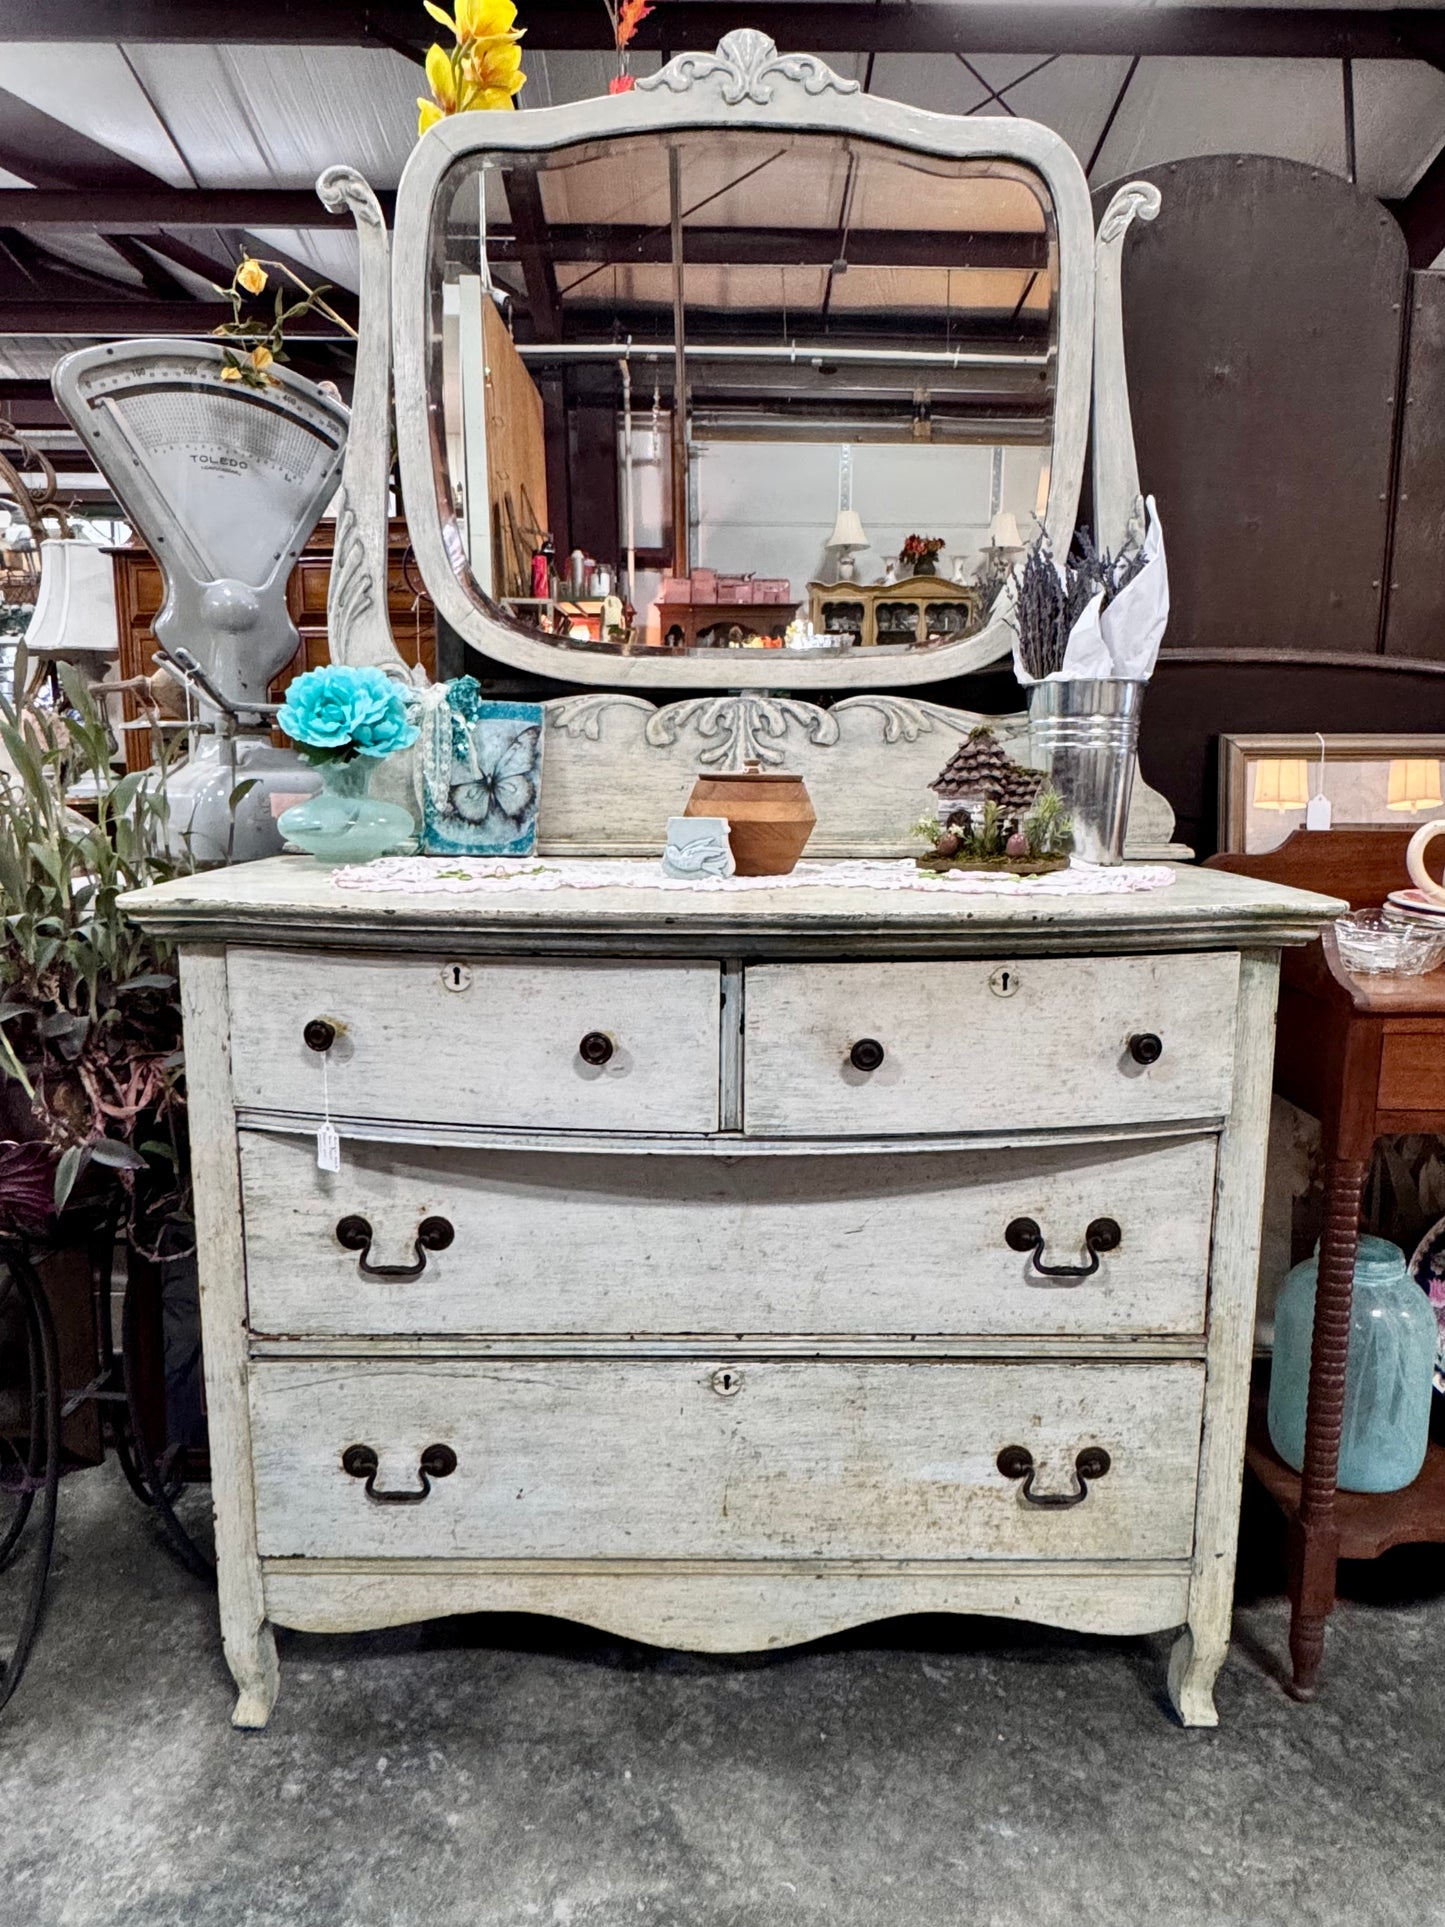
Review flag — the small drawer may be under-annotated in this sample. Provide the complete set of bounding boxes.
[250,1359,1204,1563]
[226,951,722,1133]
[743,953,1239,1136]
[239,1131,1216,1339]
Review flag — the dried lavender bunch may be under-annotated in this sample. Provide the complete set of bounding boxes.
[1015,539,1077,678]
[1014,528,1147,678]
[1072,527,1148,607]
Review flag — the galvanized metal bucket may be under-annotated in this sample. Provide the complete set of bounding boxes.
[1027,679,1145,867]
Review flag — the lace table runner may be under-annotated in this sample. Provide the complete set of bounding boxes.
[331,856,1177,898]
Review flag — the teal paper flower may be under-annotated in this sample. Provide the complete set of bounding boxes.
[277,665,420,763]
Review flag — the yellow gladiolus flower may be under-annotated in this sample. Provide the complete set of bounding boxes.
[236,257,267,295]
[417,96,445,134]
[457,0,518,41]
[250,344,274,373]
[220,364,242,382]
[463,35,524,106]
[425,41,458,109]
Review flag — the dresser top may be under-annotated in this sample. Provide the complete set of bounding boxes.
[120,857,1341,960]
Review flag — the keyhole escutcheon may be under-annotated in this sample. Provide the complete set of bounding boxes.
[710,1367,743,1397]
[989,965,1020,999]
[442,962,473,993]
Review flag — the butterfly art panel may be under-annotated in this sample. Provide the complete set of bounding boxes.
[415,680,544,857]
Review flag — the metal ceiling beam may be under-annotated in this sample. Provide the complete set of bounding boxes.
[136,230,239,289]
[0,301,355,338]
[0,196,1049,270]
[102,233,190,299]
[3,3,1444,61]
[0,84,166,191]
[503,169,563,340]
[0,189,397,229]
[537,225,1049,270]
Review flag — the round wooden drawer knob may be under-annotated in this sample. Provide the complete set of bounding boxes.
[303,1018,337,1053]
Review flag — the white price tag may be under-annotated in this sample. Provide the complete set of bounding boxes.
[1306,794,1333,831]
[316,1121,341,1172]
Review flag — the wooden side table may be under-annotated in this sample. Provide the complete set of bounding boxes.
[1210,829,1445,1697]
[657,600,796,648]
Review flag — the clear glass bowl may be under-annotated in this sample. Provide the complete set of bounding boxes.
[1334,909,1445,976]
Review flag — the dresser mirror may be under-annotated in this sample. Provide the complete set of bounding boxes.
[391,31,1111,691]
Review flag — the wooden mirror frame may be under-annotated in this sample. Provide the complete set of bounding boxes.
[391,28,1155,693]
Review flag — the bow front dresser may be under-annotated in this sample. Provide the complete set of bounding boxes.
[120,857,1337,1728]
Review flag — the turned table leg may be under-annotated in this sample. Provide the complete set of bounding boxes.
[1287,1152,1369,1699]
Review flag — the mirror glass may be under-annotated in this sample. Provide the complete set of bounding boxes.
[427,127,1056,663]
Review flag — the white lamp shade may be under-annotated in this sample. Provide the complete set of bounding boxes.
[1253,758,1311,811]
[1387,759,1444,811]
[989,511,1023,550]
[26,539,120,660]
[827,508,869,551]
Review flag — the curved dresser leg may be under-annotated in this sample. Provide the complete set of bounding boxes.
[1167,1625,1223,1727]
[227,1618,280,1729]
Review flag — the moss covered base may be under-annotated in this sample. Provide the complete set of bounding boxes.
[915,852,1071,878]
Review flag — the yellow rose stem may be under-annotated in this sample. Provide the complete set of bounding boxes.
[234,258,359,341]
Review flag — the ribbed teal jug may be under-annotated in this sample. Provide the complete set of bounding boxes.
[1268,1234,1436,1493]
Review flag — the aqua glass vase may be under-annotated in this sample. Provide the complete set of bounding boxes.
[1268,1234,1437,1493]
[276,756,415,864]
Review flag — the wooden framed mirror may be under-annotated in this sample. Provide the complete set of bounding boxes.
[390,29,1118,693]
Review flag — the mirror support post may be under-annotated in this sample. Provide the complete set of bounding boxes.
[316,165,413,679]
[668,146,690,578]
[1091,180,1162,560]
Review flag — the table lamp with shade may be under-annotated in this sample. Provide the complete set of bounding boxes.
[827,507,869,583]
[987,510,1024,563]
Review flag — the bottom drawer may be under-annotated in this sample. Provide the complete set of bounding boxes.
[250,1360,1204,1564]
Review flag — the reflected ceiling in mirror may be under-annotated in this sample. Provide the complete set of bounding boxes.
[426,125,1057,668]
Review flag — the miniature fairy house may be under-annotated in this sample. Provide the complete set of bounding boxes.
[918,726,1072,874]
[930,727,1044,832]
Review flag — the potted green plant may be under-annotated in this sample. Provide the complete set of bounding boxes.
[0,651,190,1240]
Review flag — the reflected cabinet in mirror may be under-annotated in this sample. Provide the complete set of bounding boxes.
[393,32,1102,689]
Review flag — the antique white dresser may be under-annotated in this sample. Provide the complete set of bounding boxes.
[117,30,1340,1728]
[121,861,1335,1727]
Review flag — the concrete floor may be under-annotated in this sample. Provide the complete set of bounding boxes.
[2,1465,1443,1927]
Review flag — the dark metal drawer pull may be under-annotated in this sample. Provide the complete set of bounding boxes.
[335,1214,455,1280]
[1128,1031,1163,1066]
[849,1038,885,1072]
[341,1442,457,1504]
[997,1445,1111,1508]
[578,1030,615,1066]
[1005,1216,1121,1280]
[303,1018,337,1053]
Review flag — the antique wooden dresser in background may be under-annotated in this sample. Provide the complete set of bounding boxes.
[108,521,436,773]
[121,860,1336,1729]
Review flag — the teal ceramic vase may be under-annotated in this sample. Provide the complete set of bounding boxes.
[1268,1233,1437,1492]
[277,757,414,864]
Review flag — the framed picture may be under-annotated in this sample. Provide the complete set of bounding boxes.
[1218,733,1445,855]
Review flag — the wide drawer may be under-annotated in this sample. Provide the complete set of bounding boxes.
[240,1131,1217,1339]
[250,1359,1205,1562]
[743,953,1239,1136]
[226,951,722,1133]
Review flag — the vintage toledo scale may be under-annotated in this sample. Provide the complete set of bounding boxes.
[52,339,349,862]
